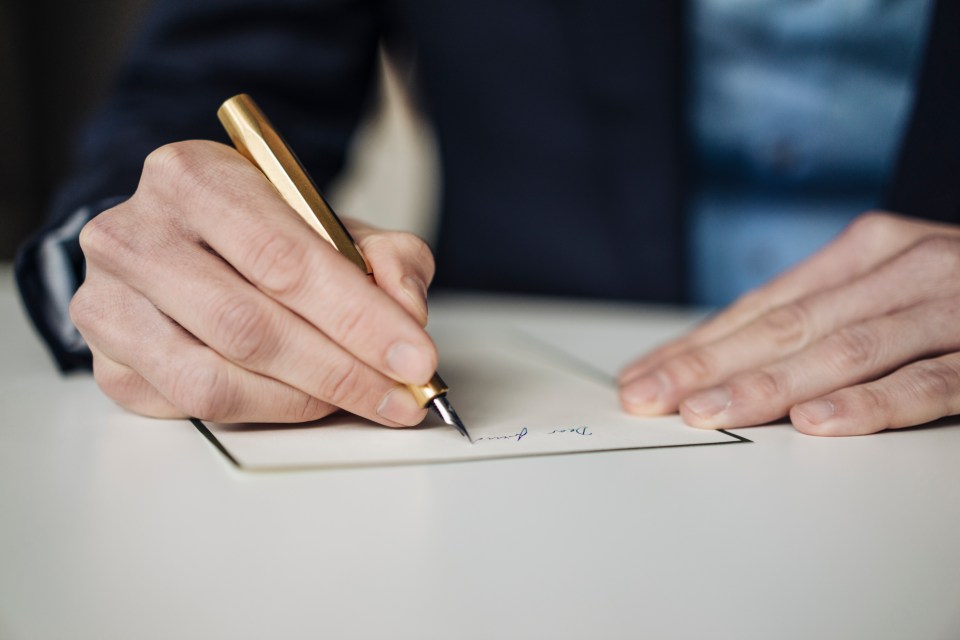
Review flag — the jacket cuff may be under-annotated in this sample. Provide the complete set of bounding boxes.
[14,196,128,372]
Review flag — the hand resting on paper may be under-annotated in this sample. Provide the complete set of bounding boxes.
[70,140,437,426]
[619,212,960,436]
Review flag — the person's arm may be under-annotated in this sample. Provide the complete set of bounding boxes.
[18,0,440,427]
[17,0,384,372]
[619,0,960,437]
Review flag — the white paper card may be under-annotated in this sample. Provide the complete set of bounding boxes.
[200,327,744,470]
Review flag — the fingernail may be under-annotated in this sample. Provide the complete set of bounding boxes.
[401,275,428,320]
[795,399,835,425]
[683,387,731,418]
[377,387,425,425]
[622,374,664,407]
[386,341,433,384]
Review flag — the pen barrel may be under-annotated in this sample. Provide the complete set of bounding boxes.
[408,373,448,408]
[217,94,370,274]
[218,93,452,412]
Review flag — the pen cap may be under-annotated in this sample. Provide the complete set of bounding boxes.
[217,94,371,274]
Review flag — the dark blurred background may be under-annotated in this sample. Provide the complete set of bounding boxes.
[0,0,150,261]
[0,0,437,264]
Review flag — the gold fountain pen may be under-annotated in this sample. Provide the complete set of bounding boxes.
[218,93,471,442]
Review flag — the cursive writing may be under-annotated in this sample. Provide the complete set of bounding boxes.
[548,426,593,436]
[474,425,597,443]
[475,427,528,443]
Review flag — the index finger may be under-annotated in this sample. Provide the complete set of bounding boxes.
[619,211,955,383]
[146,141,438,386]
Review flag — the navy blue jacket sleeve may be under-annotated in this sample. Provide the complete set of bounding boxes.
[886,0,960,221]
[16,0,383,371]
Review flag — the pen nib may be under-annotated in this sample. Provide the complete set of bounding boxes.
[431,396,473,443]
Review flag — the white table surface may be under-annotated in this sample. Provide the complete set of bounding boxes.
[1,265,958,640]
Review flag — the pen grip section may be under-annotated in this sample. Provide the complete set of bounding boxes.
[408,373,448,408]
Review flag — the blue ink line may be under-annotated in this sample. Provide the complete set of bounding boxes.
[475,427,528,443]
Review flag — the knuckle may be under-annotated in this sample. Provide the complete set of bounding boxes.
[288,395,334,423]
[758,303,813,350]
[317,358,365,407]
[904,359,960,405]
[909,236,960,277]
[850,384,891,418]
[144,142,198,184]
[92,362,123,398]
[93,363,143,407]
[170,362,235,420]
[660,349,716,388]
[329,300,367,345]
[825,325,878,374]
[845,211,900,245]
[69,285,100,334]
[245,233,311,297]
[212,295,276,364]
[143,142,217,203]
[736,369,789,400]
[367,231,436,282]
[77,215,102,255]
[395,231,436,281]
[78,208,134,265]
